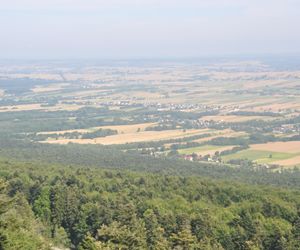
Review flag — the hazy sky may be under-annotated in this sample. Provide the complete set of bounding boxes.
[1,0,299,59]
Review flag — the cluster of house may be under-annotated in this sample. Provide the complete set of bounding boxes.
[179,153,221,163]
[273,124,299,134]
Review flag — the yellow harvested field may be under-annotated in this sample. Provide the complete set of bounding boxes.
[251,102,300,112]
[50,104,83,111]
[63,89,110,98]
[193,131,247,143]
[32,83,69,93]
[272,155,300,166]
[6,73,63,81]
[0,104,42,112]
[98,123,157,134]
[43,129,204,145]
[128,91,162,99]
[0,103,82,113]
[200,115,273,123]
[251,141,300,153]
[193,134,225,143]
[210,71,300,82]
[38,123,157,135]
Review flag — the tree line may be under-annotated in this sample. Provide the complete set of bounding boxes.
[0,160,300,249]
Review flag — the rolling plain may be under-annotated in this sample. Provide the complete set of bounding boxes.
[0,59,300,168]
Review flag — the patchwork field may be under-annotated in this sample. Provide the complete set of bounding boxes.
[0,103,82,112]
[222,141,300,166]
[31,83,70,93]
[200,115,275,123]
[250,141,300,153]
[1,60,300,169]
[191,131,248,145]
[222,150,296,164]
[251,102,300,112]
[44,128,204,145]
[272,155,300,166]
[178,145,235,156]
[38,123,157,135]
[0,103,42,112]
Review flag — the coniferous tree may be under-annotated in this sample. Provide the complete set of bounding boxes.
[144,209,169,250]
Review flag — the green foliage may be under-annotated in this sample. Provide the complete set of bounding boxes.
[143,209,169,249]
[1,140,300,189]
[0,161,300,249]
[0,186,51,249]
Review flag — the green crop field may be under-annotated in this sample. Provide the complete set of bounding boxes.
[222,149,298,164]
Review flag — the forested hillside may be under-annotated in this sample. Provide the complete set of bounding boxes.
[0,160,299,249]
[1,0,300,249]
[1,140,300,189]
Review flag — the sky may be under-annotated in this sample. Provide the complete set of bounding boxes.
[0,0,299,59]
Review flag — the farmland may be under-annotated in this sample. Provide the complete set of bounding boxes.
[221,141,300,167]
[222,150,297,165]
[251,141,300,153]
[1,60,300,249]
[45,128,203,145]
[0,59,300,169]
[199,115,276,123]
[178,145,235,156]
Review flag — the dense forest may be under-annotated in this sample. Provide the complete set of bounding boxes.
[0,159,300,249]
[1,140,300,189]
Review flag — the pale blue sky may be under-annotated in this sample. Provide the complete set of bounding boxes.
[1,0,299,59]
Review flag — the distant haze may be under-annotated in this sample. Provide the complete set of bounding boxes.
[1,0,300,59]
